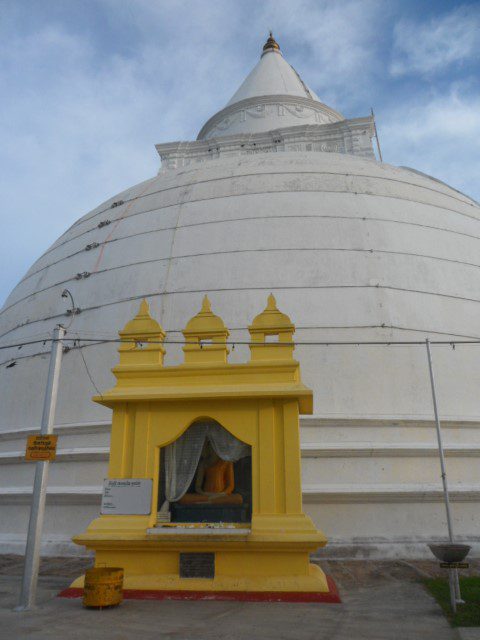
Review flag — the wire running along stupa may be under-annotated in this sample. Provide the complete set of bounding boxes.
[1,33,479,559]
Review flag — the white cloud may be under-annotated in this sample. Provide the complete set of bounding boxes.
[255,0,384,107]
[0,6,244,304]
[390,5,480,76]
[0,23,164,303]
[380,86,480,202]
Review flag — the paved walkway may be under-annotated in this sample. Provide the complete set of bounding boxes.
[0,556,478,639]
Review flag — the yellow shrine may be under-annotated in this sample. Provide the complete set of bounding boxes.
[72,295,335,600]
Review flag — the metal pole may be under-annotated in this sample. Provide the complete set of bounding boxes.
[16,325,65,611]
[449,569,457,613]
[425,338,454,542]
[454,569,464,604]
[371,107,383,163]
[425,338,464,608]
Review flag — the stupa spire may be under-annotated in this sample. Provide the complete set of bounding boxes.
[223,33,320,108]
[196,33,344,140]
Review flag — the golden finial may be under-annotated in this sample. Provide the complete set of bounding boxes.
[138,298,150,316]
[262,31,280,53]
[266,293,277,310]
[201,295,212,314]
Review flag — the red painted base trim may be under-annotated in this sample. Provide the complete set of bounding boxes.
[58,576,341,603]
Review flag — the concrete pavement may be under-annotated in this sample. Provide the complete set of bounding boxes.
[1,557,478,639]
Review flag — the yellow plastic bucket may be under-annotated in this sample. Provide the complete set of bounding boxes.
[83,567,124,608]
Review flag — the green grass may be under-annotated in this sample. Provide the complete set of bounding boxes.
[425,577,480,627]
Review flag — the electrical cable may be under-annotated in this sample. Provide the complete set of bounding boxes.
[6,281,480,344]
[77,343,103,398]
[2,336,480,352]
[1,334,479,369]
[7,242,480,319]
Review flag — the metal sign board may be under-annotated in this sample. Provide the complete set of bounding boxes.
[101,479,152,515]
[25,435,58,461]
[440,562,469,569]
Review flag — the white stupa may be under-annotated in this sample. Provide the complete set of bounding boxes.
[1,34,479,558]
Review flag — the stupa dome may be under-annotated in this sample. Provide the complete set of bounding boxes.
[1,35,479,558]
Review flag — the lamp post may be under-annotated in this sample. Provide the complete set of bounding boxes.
[425,338,454,542]
[16,324,65,610]
[425,338,469,613]
[16,290,77,610]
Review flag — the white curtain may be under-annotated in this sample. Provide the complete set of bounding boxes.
[207,421,250,462]
[162,421,250,508]
[164,422,208,503]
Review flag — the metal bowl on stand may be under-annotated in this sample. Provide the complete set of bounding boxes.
[428,543,471,563]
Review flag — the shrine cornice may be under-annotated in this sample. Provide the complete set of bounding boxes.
[94,383,313,414]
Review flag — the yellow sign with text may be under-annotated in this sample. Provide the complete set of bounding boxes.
[25,435,58,461]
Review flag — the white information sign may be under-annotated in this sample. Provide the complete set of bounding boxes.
[101,478,153,515]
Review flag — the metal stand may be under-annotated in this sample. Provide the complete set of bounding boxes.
[454,568,464,604]
[425,339,463,609]
[15,325,65,611]
[448,569,457,613]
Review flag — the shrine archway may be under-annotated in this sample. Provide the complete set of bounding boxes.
[157,419,252,524]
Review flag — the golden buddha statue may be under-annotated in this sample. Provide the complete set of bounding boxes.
[180,441,243,505]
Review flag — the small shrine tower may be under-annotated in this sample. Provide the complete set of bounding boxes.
[72,295,336,600]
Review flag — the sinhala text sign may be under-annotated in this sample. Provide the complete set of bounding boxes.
[101,478,153,515]
[25,435,58,461]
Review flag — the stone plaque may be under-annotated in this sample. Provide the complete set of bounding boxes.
[179,553,215,579]
[101,478,152,515]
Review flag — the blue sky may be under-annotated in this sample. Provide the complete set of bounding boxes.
[1,0,479,306]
